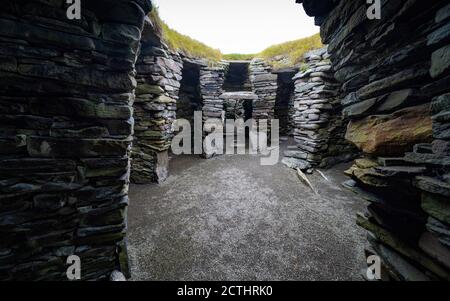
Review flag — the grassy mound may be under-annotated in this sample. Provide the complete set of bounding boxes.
[150,8,322,67]
[149,8,222,61]
[257,33,323,68]
[222,53,256,61]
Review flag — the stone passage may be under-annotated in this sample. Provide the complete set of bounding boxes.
[299,0,450,280]
[283,47,356,171]
[220,92,258,149]
[132,20,183,184]
[177,60,203,129]
[0,0,151,280]
[273,68,297,136]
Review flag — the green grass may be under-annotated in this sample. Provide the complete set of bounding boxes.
[222,53,256,61]
[258,33,323,68]
[223,34,323,68]
[149,8,222,62]
[150,8,322,67]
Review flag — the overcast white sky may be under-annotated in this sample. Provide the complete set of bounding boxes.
[152,0,319,54]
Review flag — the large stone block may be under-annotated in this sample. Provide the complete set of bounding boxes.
[27,136,131,158]
[430,44,450,79]
[345,104,433,156]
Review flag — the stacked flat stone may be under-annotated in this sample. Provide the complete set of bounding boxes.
[200,65,227,120]
[200,65,227,157]
[283,47,349,171]
[132,21,183,184]
[249,59,278,122]
[0,0,152,280]
[299,0,450,280]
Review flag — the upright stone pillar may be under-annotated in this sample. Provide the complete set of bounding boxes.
[200,65,226,158]
[131,19,183,184]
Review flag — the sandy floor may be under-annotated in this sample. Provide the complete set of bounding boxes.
[127,146,367,281]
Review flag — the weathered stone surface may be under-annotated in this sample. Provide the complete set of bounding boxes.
[427,217,450,248]
[414,176,450,197]
[404,152,450,166]
[131,29,184,183]
[27,137,130,158]
[432,139,450,155]
[346,104,433,156]
[286,47,355,168]
[281,157,311,170]
[345,165,389,188]
[357,213,450,281]
[30,98,132,120]
[431,45,450,79]
[422,192,450,225]
[431,93,450,115]
[358,67,430,100]
[299,0,450,281]
[377,157,409,167]
[355,158,378,169]
[200,65,226,158]
[376,89,425,113]
[374,166,427,177]
[368,234,431,281]
[250,59,277,123]
[283,150,308,160]
[427,21,450,47]
[343,97,379,118]
[419,231,450,271]
[110,270,127,281]
[0,0,151,280]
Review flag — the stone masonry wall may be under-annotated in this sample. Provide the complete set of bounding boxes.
[0,0,151,280]
[283,47,355,171]
[131,20,183,184]
[249,59,278,124]
[298,0,450,280]
[200,65,226,158]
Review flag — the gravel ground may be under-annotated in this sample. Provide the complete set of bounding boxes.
[127,147,367,281]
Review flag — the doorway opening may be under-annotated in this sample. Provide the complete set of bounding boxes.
[223,61,252,92]
[274,68,297,136]
[177,60,203,149]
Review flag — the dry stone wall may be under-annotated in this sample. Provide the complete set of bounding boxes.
[283,47,355,171]
[131,20,183,184]
[0,0,151,280]
[200,65,226,158]
[200,65,226,121]
[249,59,278,123]
[298,0,450,280]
